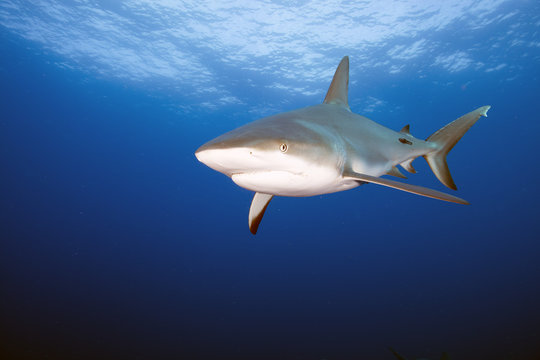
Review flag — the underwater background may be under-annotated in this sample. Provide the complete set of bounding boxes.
[1,1,539,359]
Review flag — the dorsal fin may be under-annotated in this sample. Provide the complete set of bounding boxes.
[400,124,410,134]
[323,56,350,111]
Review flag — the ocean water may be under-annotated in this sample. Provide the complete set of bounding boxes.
[1,1,540,359]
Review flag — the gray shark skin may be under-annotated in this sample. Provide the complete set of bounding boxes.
[195,56,490,234]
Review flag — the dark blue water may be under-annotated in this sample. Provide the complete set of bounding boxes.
[2,6,540,359]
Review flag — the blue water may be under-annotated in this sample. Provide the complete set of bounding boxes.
[1,2,540,359]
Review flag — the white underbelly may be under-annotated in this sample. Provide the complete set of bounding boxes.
[231,170,359,197]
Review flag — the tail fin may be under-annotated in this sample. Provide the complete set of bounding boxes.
[424,106,490,190]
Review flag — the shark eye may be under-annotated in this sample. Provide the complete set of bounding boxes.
[279,143,288,153]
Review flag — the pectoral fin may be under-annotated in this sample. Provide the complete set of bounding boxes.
[343,170,469,205]
[249,192,274,235]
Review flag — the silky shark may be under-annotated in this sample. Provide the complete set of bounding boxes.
[195,56,490,234]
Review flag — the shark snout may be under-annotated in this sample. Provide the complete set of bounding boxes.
[194,147,207,164]
[195,147,227,175]
[195,126,267,173]
[195,135,229,163]
[194,141,223,169]
[194,142,212,163]
[195,139,259,176]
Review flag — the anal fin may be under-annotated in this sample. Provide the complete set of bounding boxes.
[249,192,273,235]
[400,158,417,173]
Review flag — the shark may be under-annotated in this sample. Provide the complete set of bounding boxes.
[195,56,490,234]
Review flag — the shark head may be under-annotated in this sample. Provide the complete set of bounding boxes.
[195,109,348,197]
[195,57,353,197]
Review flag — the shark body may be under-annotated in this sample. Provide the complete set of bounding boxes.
[195,57,490,234]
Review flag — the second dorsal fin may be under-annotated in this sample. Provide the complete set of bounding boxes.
[400,124,410,134]
[323,56,350,111]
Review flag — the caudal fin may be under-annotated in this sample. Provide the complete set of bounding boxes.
[424,106,490,190]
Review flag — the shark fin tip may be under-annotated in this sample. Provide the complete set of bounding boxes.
[480,105,491,117]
